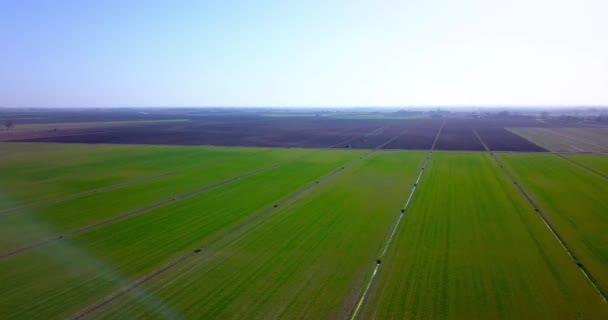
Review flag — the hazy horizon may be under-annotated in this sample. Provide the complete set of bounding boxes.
[1,0,607,108]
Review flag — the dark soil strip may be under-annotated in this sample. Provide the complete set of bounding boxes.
[70,152,375,319]
[349,120,445,319]
[0,163,282,260]
[473,127,608,303]
[555,154,608,180]
[0,171,180,216]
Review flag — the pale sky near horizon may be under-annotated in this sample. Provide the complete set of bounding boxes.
[1,0,607,108]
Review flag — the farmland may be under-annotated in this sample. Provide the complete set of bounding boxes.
[0,110,607,319]
[359,153,608,318]
[88,151,425,319]
[2,108,593,151]
[498,153,608,294]
[508,127,608,153]
[564,154,608,175]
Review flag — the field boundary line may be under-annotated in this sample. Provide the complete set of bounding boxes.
[554,154,608,180]
[69,151,376,319]
[349,120,445,320]
[473,131,608,303]
[0,161,285,260]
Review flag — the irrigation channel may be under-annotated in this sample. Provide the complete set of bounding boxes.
[349,120,445,320]
[472,128,608,303]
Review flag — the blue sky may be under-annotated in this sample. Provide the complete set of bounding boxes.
[1,0,606,108]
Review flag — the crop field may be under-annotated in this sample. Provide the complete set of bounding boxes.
[498,153,608,294]
[359,153,608,319]
[508,127,608,152]
[564,154,608,175]
[1,138,607,319]
[4,109,599,152]
[87,151,425,319]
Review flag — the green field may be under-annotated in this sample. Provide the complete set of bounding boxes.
[564,154,608,175]
[0,146,363,318]
[0,143,607,319]
[360,152,608,318]
[498,153,608,294]
[91,151,425,319]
